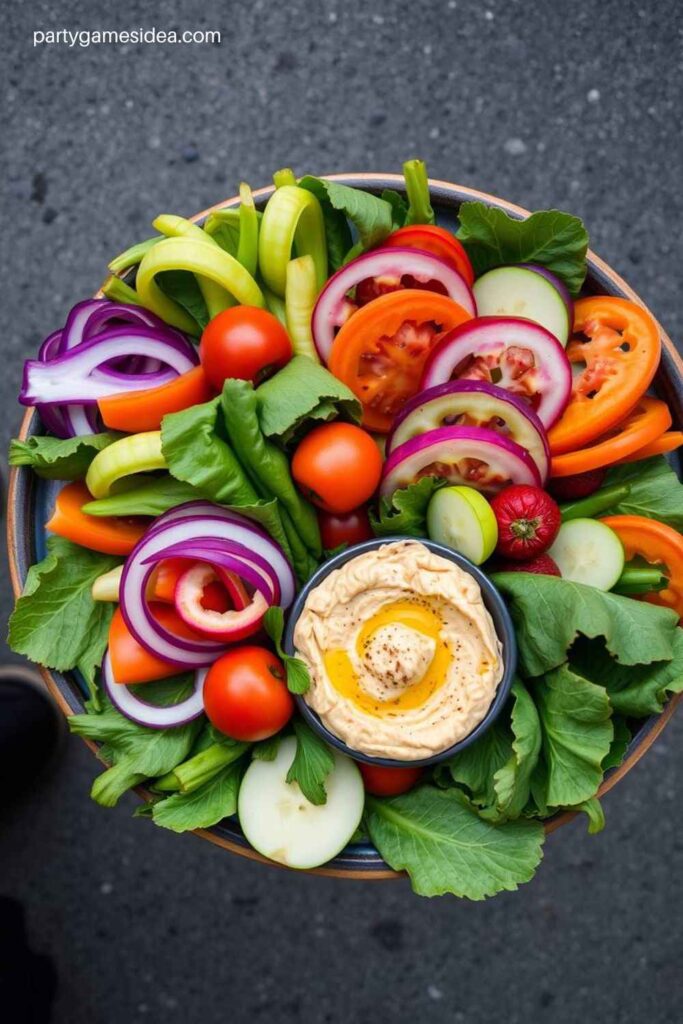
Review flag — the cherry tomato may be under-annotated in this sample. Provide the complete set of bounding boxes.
[203,646,294,741]
[384,225,475,286]
[548,297,661,455]
[495,553,561,577]
[328,290,472,432]
[318,507,374,549]
[491,485,561,559]
[292,423,383,514]
[200,306,292,389]
[358,762,425,796]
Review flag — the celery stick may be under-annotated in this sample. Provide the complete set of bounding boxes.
[403,159,435,225]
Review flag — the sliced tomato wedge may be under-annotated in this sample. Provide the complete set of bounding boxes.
[98,366,213,433]
[384,225,475,286]
[548,297,661,455]
[47,481,147,555]
[108,604,204,685]
[328,290,472,432]
[550,398,671,477]
[617,430,683,464]
[601,515,683,620]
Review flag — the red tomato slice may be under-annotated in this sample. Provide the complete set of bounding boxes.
[328,290,472,432]
[384,225,475,286]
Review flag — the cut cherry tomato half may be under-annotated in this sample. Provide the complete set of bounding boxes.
[548,297,661,455]
[47,481,147,555]
[384,225,475,286]
[617,430,683,464]
[108,604,204,685]
[550,397,671,477]
[601,515,683,620]
[99,366,213,433]
[328,289,472,432]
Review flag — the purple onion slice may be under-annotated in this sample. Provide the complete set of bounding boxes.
[102,652,207,729]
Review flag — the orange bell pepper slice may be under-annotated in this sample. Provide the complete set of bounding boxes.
[549,297,661,455]
[550,398,671,477]
[98,366,212,433]
[108,603,205,685]
[328,289,472,432]
[616,430,683,464]
[47,481,147,555]
[601,515,683,620]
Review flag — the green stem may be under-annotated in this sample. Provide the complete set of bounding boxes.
[237,183,259,277]
[612,565,669,595]
[108,237,160,274]
[273,167,297,189]
[403,159,435,225]
[173,742,250,794]
[560,484,631,522]
[151,771,181,792]
[101,275,145,307]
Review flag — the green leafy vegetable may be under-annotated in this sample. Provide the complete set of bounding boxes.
[151,762,243,832]
[370,476,444,538]
[366,787,545,899]
[602,716,631,771]
[570,630,683,718]
[82,475,200,518]
[255,355,361,445]
[381,188,409,229]
[252,734,282,762]
[263,606,311,695]
[457,202,589,295]
[533,666,613,808]
[9,432,122,480]
[286,719,334,805]
[491,572,679,677]
[574,797,605,835]
[601,457,683,530]
[69,677,202,807]
[299,176,394,258]
[445,720,511,810]
[155,269,208,333]
[402,159,435,225]
[8,537,119,675]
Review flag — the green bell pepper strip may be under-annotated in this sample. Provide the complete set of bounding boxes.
[612,564,669,596]
[85,431,167,500]
[153,214,235,319]
[403,158,435,225]
[136,236,264,333]
[285,254,320,362]
[82,475,199,518]
[203,207,264,258]
[236,183,259,277]
[108,237,160,274]
[258,185,327,297]
[273,167,297,189]
[560,484,631,522]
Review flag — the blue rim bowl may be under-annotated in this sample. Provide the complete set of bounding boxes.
[283,535,517,768]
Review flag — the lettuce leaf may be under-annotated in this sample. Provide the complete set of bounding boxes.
[371,476,444,538]
[285,719,335,805]
[151,761,243,832]
[491,572,679,677]
[8,536,120,674]
[602,716,631,771]
[532,666,613,809]
[9,432,121,480]
[366,787,545,899]
[155,269,207,334]
[601,456,683,530]
[456,202,589,296]
[82,475,201,518]
[299,176,394,257]
[255,355,361,445]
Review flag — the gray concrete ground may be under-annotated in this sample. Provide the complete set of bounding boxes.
[1,1,681,1021]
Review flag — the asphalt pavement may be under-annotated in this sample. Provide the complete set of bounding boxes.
[1,1,681,1022]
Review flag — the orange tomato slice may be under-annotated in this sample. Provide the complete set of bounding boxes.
[98,366,212,433]
[550,398,671,477]
[601,515,683,620]
[328,289,472,432]
[548,296,661,455]
[47,481,147,555]
[616,430,683,464]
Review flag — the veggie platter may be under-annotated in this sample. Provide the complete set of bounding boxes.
[7,162,683,899]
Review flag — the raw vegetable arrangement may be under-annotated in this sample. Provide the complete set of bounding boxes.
[9,159,683,900]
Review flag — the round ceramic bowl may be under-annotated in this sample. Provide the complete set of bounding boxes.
[283,536,517,768]
[8,174,683,880]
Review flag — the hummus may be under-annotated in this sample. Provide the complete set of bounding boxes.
[293,541,504,761]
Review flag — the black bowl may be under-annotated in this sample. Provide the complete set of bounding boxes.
[283,536,517,768]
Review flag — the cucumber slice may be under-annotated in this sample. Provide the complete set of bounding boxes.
[237,737,364,869]
[473,266,571,346]
[427,485,498,564]
[547,518,625,590]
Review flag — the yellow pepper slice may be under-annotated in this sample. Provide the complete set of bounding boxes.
[86,431,167,499]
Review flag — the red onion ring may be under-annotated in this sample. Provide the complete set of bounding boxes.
[102,651,207,729]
